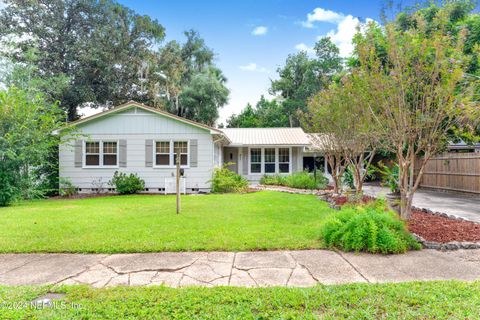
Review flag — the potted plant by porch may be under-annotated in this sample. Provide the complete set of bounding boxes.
[377,162,401,215]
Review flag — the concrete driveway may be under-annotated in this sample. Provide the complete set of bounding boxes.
[363,185,480,223]
[1,249,479,288]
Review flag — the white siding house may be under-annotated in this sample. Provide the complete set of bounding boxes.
[58,101,329,193]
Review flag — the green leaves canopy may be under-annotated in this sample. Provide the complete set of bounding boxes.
[0,0,165,120]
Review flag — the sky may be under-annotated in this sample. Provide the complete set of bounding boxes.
[117,0,393,124]
[0,0,413,122]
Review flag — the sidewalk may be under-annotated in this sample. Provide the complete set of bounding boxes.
[1,249,479,288]
[363,185,480,223]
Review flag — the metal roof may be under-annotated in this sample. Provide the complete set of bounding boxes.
[220,128,310,146]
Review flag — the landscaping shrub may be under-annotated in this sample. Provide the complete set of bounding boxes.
[59,177,77,197]
[260,174,287,186]
[260,171,328,190]
[0,160,19,206]
[211,164,248,193]
[109,171,145,194]
[321,201,420,254]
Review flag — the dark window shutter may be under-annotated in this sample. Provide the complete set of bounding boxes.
[190,139,198,167]
[74,140,83,168]
[242,147,248,175]
[145,140,153,167]
[119,140,127,167]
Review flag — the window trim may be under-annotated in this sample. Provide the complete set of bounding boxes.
[248,146,292,175]
[153,139,190,169]
[82,140,119,169]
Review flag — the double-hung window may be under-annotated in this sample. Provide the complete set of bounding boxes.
[250,148,262,173]
[154,140,189,167]
[85,142,100,166]
[84,141,118,167]
[278,148,290,173]
[264,148,276,173]
[103,142,118,166]
[174,141,188,166]
[155,141,170,166]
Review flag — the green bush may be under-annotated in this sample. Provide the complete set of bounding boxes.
[260,174,287,186]
[321,201,420,254]
[211,163,249,193]
[59,177,77,197]
[0,160,19,206]
[260,171,328,190]
[109,171,145,195]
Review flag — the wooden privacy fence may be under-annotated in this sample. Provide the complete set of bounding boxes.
[416,153,480,194]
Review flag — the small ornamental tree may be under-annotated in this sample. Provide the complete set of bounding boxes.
[304,78,378,194]
[355,13,479,220]
[304,85,350,193]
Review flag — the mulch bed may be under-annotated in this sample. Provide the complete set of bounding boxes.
[408,209,480,243]
[331,194,375,206]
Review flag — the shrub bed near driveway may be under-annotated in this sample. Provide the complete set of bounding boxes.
[320,201,421,254]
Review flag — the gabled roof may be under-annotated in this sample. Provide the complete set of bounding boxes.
[220,127,310,146]
[59,101,225,135]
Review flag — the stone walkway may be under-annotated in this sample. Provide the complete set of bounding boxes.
[1,249,479,288]
[363,185,480,223]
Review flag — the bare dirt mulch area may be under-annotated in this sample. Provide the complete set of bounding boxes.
[408,210,480,243]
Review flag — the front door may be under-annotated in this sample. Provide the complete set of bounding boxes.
[223,147,238,173]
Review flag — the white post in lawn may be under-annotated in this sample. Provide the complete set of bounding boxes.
[176,150,181,214]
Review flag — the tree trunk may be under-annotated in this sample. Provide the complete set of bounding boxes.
[332,174,340,193]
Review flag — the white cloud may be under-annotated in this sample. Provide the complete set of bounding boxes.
[322,15,360,57]
[294,43,315,55]
[301,7,344,28]
[252,26,268,36]
[300,7,376,58]
[239,63,269,73]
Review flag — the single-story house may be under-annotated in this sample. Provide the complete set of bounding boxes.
[59,101,330,193]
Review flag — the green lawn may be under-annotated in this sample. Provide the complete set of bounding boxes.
[0,191,331,253]
[1,281,479,319]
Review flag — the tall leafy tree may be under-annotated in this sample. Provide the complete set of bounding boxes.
[0,0,165,120]
[270,37,342,126]
[226,96,289,128]
[0,87,72,206]
[153,30,229,125]
[355,12,479,220]
[178,68,229,126]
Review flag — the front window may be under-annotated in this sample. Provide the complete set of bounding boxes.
[250,148,261,173]
[264,148,276,173]
[174,141,188,165]
[155,140,189,166]
[85,142,100,166]
[278,148,290,173]
[103,142,117,166]
[84,141,117,167]
[249,147,291,174]
[156,141,170,166]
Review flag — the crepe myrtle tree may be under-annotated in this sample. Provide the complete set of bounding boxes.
[304,78,378,194]
[303,83,349,194]
[355,14,479,220]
